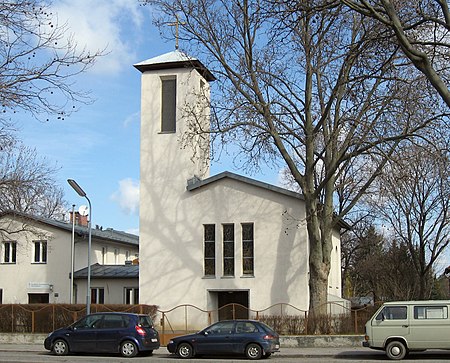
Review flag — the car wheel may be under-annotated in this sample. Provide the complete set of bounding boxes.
[386,340,407,360]
[120,340,138,358]
[53,339,69,356]
[246,343,263,360]
[177,342,194,359]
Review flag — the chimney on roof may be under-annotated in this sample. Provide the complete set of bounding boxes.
[69,211,88,227]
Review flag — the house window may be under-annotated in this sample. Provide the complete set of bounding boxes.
[125,288,139,304]
[114,248,119,264]
[204,224,215,276]
[242,223,254,275]
[33,241,47,263]
[223,224,234,276]
[161,77,176,132]
[2,241,17,263]
[28,293,49,303]
[91,288,105,304]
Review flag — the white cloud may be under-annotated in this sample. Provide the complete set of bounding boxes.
[52,0,149,74]
[123,111,140,128]
[111,178,140,215]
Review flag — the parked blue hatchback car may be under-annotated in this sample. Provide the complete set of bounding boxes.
[167,319,280,360]
[44,312,160,358]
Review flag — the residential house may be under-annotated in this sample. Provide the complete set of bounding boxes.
[0,211,139,305]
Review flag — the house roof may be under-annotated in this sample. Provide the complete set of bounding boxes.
[187,171,305,201]
[0,211,139,247]
[74,263,138,279]
[133,50,216,82]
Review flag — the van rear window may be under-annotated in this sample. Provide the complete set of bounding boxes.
[414,306,448,319]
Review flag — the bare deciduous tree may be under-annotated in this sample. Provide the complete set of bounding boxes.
[0,1,104,226]
[339,0,450,108]
[367,143,450,299]
[145,0,447,323]
[0,140,66,218]
[0,0,102,124]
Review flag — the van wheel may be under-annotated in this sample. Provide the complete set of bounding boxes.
[386,341,407,360]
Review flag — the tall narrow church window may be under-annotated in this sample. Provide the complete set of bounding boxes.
[223,224,235,276]
[161,77,176,132]
[204,224,215,276]
[242,223,254,275]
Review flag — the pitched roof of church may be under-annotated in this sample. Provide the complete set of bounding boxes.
[186,171,305,200]
[133,49,215,81]
[187,172,351,230]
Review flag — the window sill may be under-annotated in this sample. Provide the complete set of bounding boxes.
[202,275,216,279]
[221,276,235,279]
[31,262,47,264]
[241,274,255,278]
[0,262,16,265]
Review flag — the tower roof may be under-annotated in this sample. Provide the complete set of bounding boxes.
[133,50,215,81]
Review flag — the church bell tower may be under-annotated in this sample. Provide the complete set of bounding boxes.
[134,50,215,282]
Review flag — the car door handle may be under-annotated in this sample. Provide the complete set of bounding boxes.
[402,325,409,328]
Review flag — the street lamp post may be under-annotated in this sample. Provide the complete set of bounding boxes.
[67,179,92,315]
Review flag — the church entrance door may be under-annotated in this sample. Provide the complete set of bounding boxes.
[217,291,249,321]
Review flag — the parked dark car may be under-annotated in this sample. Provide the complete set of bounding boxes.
[44,312,160,358]
[167,319,280,360]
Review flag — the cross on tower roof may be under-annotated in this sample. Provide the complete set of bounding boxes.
[168,14,185,50]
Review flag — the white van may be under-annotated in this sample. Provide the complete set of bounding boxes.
[363,300,450,360]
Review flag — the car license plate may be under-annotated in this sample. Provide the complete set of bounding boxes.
[151,338,158,342]
[275,344,280,349]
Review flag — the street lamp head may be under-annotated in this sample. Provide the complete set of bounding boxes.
[67,179,87,197]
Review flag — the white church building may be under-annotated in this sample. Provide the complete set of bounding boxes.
[135,50,343,329]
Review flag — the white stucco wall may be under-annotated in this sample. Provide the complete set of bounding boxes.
[140,177,310,314]
[0,217,72,303]
[75,278,138,305]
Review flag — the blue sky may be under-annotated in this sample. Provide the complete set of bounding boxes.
[15,0,280,235]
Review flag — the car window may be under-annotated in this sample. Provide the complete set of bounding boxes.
[101,315,129,329]
[207,321,235,335]
[73,314,103,329]
[258,322,277,335]
[138,315,153,328]
[236,322,258,333]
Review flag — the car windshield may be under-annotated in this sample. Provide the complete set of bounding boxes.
[138,315,153,328]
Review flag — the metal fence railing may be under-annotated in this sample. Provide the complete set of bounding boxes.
[0,301,380,344]
[0,304,158,333]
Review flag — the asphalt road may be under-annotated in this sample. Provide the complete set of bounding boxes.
[2,344,450,362]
